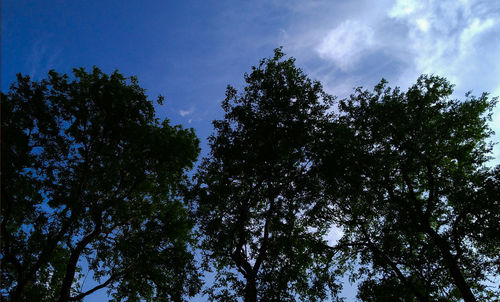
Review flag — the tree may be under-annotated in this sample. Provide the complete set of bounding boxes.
[193,49,340,301]
[1,67,202,301]
[315,75,499,301]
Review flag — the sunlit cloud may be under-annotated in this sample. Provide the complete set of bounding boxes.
[415,18,429,32]
[387,0,499,88]
[388,0,422,18]
[276,0,500,160]
[325,225,344,246]
[316,20,376,71]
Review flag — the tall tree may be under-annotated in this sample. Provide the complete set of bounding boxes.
[316,75,499,301]
[1,68,202,301]
[193,49,340,302]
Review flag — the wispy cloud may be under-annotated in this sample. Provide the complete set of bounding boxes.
[277,0,499,90]
[388,0,423,18]
[316,20,376,71]
[383,0,500,161]
[179,108,194,117]
[273,0,500,159]
[386,0,499,88]
[27,36,61,80]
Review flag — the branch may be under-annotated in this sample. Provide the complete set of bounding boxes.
[400,167,426,229]
[231,250,252,278]
[424,161,437,217]
[253,195,276,273]
[69,261,135,301]
[69,274,115,301]
[451,212,468,260]
[321,240,367,252]
[30,152,91,281]
[230,202,253,277]
[360,226,430,302]
[59,218,104,301]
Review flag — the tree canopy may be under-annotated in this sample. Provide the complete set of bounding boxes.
[192,48,340,302]
[2,51,499,302]
[315,75,499,301]
[1,68,201,301]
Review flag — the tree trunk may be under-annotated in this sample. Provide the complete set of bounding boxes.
[58,250,81,302]
[366,241,429,302]
[401,170,477,302]
[58,224,100,302]
[244,275,257,302]
[425,226,477,302]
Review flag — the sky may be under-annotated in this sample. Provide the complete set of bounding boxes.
[3,0,500,300]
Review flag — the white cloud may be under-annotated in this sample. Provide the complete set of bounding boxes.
[316,20,376,71]
[280,0,499,90]
[276,0,500,161]
[459,18,495,54]
[324,225,344,246]
[416,18,429,32]
[387,0,500,163]
[380,0,500,91]
[490,86,500,164]
[388,0,422,18]
[179,109,193,117]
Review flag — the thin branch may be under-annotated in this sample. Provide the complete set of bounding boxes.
[69,275,114,301]
[359,226,430,302]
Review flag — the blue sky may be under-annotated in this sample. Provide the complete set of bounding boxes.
[3,0,500,300]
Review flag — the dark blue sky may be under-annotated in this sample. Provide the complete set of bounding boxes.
[3,0,500,300]
[2,0,291,152]
[4,0,500,158]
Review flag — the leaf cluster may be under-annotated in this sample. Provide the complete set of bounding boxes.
[316,75,499,301]
[193,48,340,301]
[1,67,201,301]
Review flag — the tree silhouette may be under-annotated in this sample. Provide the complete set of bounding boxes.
[193,49,340,302]
[316,75,499,301]
[1,68,201,301]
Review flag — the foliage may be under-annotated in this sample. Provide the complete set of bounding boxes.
[193,49,341,302]
[315,75,499,301]
[1,68,201,301]
[4,55,498,302]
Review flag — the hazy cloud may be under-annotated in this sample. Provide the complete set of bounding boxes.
[274,0,500,159]
[27,37,61,80]
[387,0,499,88]
[179,109,194,117]
[316,20,376,71]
